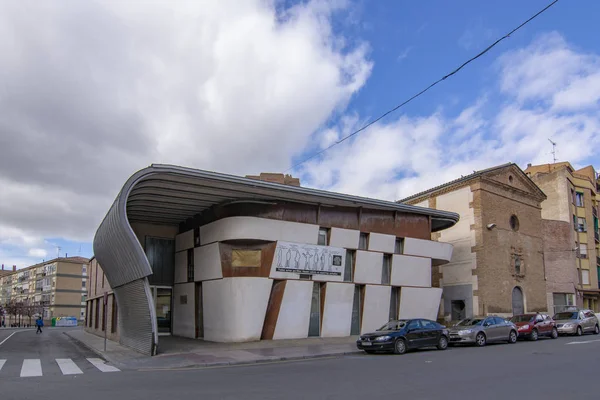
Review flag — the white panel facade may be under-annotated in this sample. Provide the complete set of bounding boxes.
[273,280,313,340]
[403,238,453,262]
[399,287,442,321]
[367,233,396,253]
[354,251,383,285]
[203,277,272,342]
[194,243,223,281]
[200,216,319,246]
[321,282,354,337]
[175,230,194,252]
[390,254,431,287]
[329,227,360,249]
[172,283,195,338]
[361,285,391,334]
[174,251,188,284]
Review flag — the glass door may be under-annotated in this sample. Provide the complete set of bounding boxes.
[154,287,172,335]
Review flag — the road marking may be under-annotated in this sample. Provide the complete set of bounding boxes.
[87,358,120,372]
[0,330,28,347]
[0,360,5,372]
[56,358,83,375]
[21,359,42,377]
[566,339,600,345]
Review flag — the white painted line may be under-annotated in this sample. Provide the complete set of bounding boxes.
[87,358,120,372]
[0,360,5,372]
[0,330,26,347]
[56,358,83,375]
[566,339,600,345]
[20,359,42,377]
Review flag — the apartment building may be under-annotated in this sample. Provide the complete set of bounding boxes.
[525,162,600,312]
[0,257,89,324]
[400,163,548,321]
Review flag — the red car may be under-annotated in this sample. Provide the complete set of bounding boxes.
[509,313,558,340]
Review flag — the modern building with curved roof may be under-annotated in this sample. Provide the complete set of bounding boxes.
[93,164,459,355]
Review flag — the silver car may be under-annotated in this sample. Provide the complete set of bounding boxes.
[553,309,599,336]
[448,316,518,346]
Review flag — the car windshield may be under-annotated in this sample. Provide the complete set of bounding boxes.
[510,315,534,323]
[377,320,407,331]
[554,312,578,320]
[456,318,483,326]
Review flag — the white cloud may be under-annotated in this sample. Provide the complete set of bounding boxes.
[300,32,600,200]
[28,248,48,258]
[0,0,372,268]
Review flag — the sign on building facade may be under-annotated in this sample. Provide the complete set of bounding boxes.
[273,241,345,276]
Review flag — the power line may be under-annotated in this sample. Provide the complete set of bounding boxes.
[287,0,559,172]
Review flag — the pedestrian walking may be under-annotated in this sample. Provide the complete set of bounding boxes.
[35,316,44,334]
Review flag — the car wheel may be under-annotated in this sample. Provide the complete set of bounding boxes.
[475,332,486,347]
[550,327,558,339]
[394,338,407,355]
[508,330,517,344]
[437,336,448,350]
[594,325,599,335]
[530,329,538,341]
[576,326,583,336]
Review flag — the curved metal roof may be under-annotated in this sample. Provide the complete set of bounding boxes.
[123,164,459,231]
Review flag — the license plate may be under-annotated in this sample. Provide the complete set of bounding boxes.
[362,341,372,346]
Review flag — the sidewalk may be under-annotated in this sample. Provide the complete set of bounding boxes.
[64,329,362,370]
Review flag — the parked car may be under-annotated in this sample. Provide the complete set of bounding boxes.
[448,316,517,346]
[553,309,599,336]
[510,313,558,340]
[356,319,449,355]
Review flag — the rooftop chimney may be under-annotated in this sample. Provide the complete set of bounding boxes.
[13,265,16,271]
[1,264,4,271]
[527,163,532,168]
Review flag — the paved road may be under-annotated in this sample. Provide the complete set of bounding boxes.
[0,327,121,381]
[2,332,600,399]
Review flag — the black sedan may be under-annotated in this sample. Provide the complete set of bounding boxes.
[356,319,449,354]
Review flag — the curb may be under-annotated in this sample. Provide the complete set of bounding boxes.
[63,331,123,368]
[138,349,364,371]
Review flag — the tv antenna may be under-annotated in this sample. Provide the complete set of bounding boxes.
[548,138,557,163]
[56,246,61,258]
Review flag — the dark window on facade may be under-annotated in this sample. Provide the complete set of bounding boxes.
[299,274,311,280]
[394,238,404,254]
[344,250,355,282]
[187,248,194,282]
[510,215,520,231]
[180,295,188,305]
[94,299,99,329]
[381,255,391,285]
[514,255,522,275]
[308,282,322,337]
[576,217,587,232]
[145,237,175,286]
[389,287,400,320]
[318,228,329,246]
[358,233,369,250]
[102,302,106,332]
[575,192,584,207]
[578,243,588,259]
[194,227,201,247]
[350,285,363,335]
[111,297,118,333]
[508,175,514,184]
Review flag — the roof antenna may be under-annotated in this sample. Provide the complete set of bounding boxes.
[548,138,557,163]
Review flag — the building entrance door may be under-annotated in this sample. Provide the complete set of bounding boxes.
[512,287,524,315]
[153,287,172,335]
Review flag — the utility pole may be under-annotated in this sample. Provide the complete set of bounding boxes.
[548,138,557,163]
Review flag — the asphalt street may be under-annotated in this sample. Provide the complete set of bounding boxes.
[2,330,599,399]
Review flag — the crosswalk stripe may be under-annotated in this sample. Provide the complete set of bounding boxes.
[56,358,83,375]
[0,360,5,372]
[87,358,120,372]
[21,359,42,377]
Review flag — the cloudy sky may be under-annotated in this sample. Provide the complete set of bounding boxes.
[1,0,599,269]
